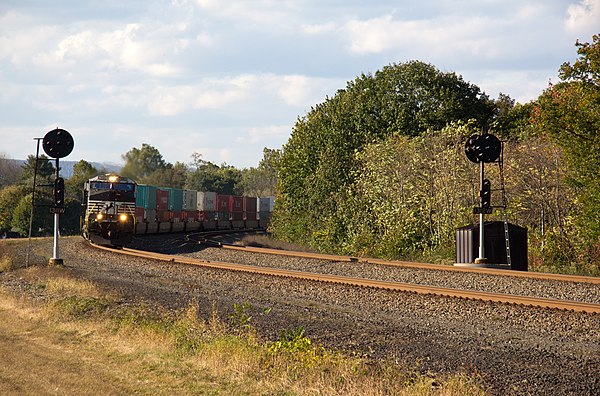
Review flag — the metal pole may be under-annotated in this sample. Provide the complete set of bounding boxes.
[49,158,63,265]
[26,137,43,267]
[476,160,486,263]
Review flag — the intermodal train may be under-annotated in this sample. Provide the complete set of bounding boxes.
[81,174,274,247]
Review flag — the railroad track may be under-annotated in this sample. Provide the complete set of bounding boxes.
[90,242,600,314]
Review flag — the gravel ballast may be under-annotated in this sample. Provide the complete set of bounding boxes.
[3,236,599,396]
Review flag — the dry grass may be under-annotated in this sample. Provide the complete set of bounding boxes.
[0,255,12,272]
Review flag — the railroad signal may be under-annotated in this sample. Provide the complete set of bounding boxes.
[465,133,501,164]
[53,177,65,206]
[42,128,74,159]
[481,179,491,209]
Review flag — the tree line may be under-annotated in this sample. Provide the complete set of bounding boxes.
[0,147,278,237]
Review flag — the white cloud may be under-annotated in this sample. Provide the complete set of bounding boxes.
[236,125,290,145]
[565,0,600,35]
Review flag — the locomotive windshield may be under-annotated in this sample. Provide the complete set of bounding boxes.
[88,181,135,202]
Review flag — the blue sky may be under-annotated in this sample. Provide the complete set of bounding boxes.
[1,0,598,169]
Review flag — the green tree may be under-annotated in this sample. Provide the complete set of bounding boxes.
[20,154,55,185]
[186,153,242,194]
[534,34,600,269]
[146,162,188,188]
[492,93,535,140]
[66,160,98,201]
[240,148,280,196]
[0,153,22,188]
[0,185,28,232]
[273,60,496,249]
[10,192,53,236]
[120,144,169,182]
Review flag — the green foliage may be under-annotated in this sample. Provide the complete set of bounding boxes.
[20,154,55,186]
[267,326,313,354]
[0,184,28,231]
[533,34,600,272]
[228,302,271,332]
[120,143,169,182]
[10,192,54,236]
[66,160,98,202]
[273,61,495,251]
[186,153,243,194]
[239,148,280,196]
[340,122,478,259]
[0,155,22,188]
[52,295,110,318]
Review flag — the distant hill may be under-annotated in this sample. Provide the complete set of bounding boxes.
[7,159,121,178]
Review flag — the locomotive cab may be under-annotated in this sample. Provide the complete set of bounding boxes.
[81,174,136,246]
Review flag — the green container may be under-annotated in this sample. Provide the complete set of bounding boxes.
[136,185,157,209]
[165,188,184,211]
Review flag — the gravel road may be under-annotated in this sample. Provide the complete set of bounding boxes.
[4,236,600,395]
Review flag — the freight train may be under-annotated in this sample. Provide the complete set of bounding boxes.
[81,174,274,247]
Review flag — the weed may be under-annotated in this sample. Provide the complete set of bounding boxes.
[229,302,271,332]
[52,295,110,318]
[0,255,13,272]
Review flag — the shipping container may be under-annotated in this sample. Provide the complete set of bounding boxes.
[259,211,272,221]
[217,194,230,212]
[164,188,184,211]
[136,185,157,209]
[230,196,243,213]
[183,190,197,211]
[231,211,243,221]
[216,211,229,221]
[145,209,157,222]
[170,211,182,221]
[244,211,257,221]
[243,196,257,213]
[157,210,170,222]
[134,207,145,222]
[197,191,217,211]
[198,211,216,221]
[182,211,197,221]
[156,189,169,211]
[259,197,275,212]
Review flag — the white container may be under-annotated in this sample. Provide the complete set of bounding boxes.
[259,197,275,212]
[183,190,198,211]
[197,191,217,211]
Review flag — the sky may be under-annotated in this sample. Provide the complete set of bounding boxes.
[1,1,598,169]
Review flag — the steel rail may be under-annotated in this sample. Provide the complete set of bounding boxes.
[90,243,600,314]
[213,244,600,285]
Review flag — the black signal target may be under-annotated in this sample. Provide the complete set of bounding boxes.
[42,128,74,159]
[465,133,501,163]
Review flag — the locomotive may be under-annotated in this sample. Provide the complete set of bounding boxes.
[81,174,137,246]
[81,174,274,247]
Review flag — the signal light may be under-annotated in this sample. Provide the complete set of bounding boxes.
[465,134,501,163]
[53,177,65,206]
[481,179,491,208]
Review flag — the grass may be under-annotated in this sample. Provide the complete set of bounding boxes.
[0,255,12,272]
[0,238,488,395]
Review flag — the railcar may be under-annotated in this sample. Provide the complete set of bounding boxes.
[81,174,137,246]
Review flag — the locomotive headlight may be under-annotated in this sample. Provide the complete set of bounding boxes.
[108,175,118,182]
[119,213,128,222]
[96,213,104,220]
